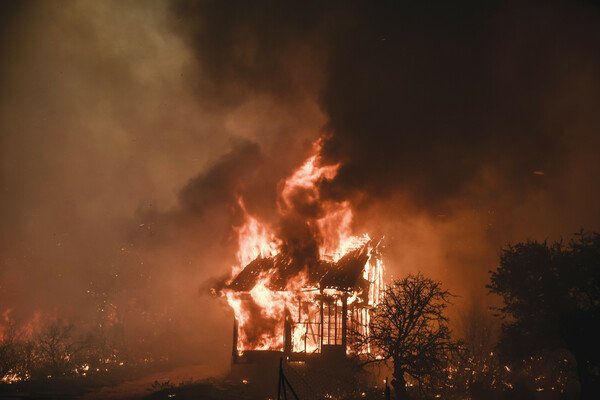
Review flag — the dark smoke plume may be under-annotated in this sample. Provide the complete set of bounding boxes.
[2,0,600,373]
[171,0,600,305]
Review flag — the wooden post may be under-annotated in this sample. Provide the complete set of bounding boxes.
[385,376,391,400]
[328,301,331,345]
[334,300,338,344]
[277,358,282,400]
[341,293,348,352]
[319,297,324,350]
[304,322,308,352]
[278,357,299,400]
[284,308,292,355]
[232,317,238,363]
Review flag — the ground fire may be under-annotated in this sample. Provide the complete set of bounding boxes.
[219,141,385,362]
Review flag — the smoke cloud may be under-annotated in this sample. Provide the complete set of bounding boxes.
[172,0,600,307]
[2,0,600,369]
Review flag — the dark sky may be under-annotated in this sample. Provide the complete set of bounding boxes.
[1,0,600,365]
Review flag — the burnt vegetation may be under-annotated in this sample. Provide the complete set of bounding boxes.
[2,0,600,398]
[488,231,600,399]
[0,318,173,396]
[285,231,596,400]
[2,231,599,399]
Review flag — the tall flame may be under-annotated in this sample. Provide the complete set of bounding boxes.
[232,198,280,277]
[221,139,385,356]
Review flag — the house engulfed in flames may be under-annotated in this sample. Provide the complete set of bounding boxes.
[219,139,386,365]
[223,236,384,363]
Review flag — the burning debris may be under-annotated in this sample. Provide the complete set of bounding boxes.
[226,236,384,359]
[218,141,385,360]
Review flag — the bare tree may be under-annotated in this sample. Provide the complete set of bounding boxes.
[362,273,455,400]
[0,321,20,381]
[32,320,84,379]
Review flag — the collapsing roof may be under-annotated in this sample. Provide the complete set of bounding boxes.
[228,242,374,293]
[224,238,384,359]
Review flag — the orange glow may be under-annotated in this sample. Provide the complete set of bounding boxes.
[221,139,385,356]
[232,199,280,277]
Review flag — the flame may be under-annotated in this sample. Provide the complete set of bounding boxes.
[279,140,339,213]
[221,139,385,356]
[232,198,280,277]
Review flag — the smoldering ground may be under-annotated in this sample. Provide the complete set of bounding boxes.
[1,0,600,374]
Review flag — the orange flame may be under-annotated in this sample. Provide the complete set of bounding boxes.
[232,198,280,277]
[222,139,385,356]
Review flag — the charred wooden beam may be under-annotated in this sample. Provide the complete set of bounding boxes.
[319,297,324,350]
[342,293,348,351]
[284,308,292,355]
[232,317,239,363]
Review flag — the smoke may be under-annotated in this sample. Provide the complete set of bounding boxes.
[2,0,600,370]
[172,0,600,303]
[317,0,600,305]
[170,0,600,315]
[0,0,323,367]
[320,1,600,208]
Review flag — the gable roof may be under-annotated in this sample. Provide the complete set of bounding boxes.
[227,242,372,293]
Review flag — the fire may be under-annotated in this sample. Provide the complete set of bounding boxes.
[232,199,280,277]
[221,139,385,357]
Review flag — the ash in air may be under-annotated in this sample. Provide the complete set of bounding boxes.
[217,143,385,357]
[1,0,600,399]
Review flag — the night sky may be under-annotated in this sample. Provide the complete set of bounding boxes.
[2,0,600,366]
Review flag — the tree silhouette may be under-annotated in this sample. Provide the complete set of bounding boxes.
[488,231,600,399]
[32,320,84,380]
[361,273,455,400]
[0,322,20,381]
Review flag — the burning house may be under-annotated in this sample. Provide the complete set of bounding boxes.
[225,236,384,363]
[219,140,386,367]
